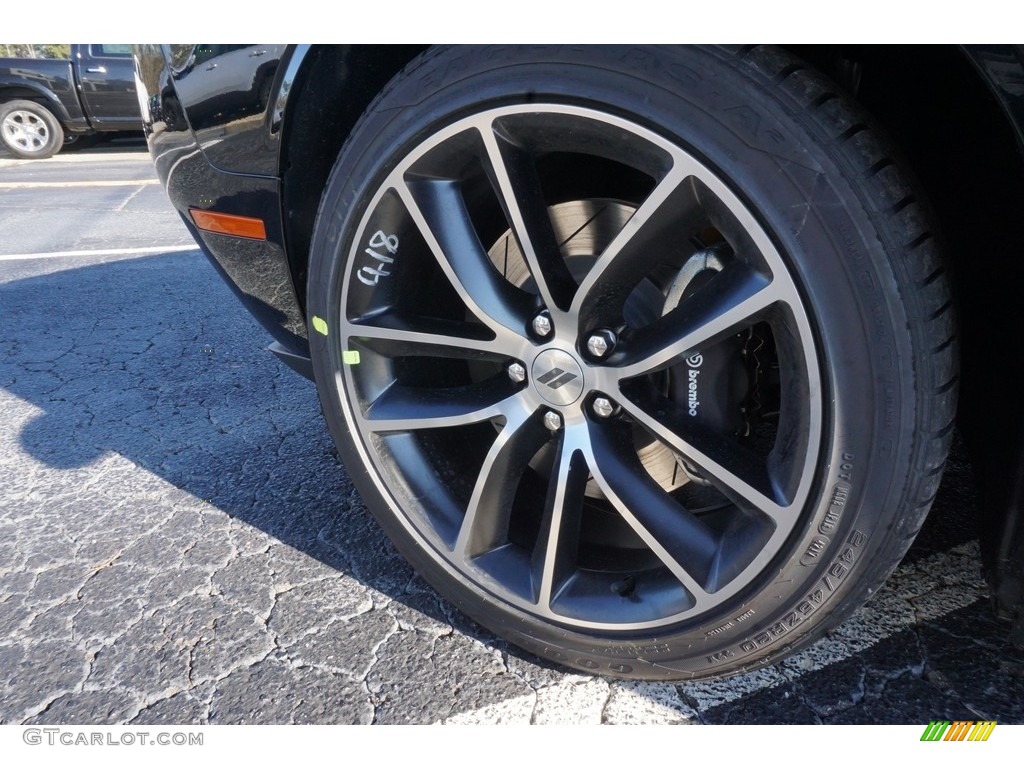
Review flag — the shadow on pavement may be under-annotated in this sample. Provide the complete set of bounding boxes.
[0,250,529,664]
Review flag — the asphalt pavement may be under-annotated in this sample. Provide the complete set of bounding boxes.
[1,140,1022,725]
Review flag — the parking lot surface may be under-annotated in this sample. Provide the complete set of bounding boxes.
[1,143,1022,725]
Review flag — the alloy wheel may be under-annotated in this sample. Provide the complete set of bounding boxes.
[333,104,824,631]
[2,110,50,154]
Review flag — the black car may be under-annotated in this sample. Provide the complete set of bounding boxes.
[135,44,1024,680]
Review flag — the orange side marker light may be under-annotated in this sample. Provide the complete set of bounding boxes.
[189,208,267,240]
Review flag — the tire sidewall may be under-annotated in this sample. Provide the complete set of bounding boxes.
[308,45,919,679]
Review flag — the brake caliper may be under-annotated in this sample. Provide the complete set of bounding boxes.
[664,247,749,439]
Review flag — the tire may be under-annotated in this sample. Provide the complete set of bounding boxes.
[0,99,64,159]
[160,94,188,132]
[306,45,957,680]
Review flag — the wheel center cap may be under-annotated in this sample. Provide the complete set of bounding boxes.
[532,348,585,406]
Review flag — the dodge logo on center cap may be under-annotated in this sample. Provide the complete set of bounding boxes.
[532,349,585,405]
[537,367,578,389]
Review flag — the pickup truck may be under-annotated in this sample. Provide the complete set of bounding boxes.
[0,44,142,159]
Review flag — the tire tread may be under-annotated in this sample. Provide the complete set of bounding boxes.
[732,44,959,666]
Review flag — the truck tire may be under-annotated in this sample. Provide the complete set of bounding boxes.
[306,45,957,680]
[0,99,65,159]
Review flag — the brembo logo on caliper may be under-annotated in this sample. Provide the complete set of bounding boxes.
[686,353,703,417]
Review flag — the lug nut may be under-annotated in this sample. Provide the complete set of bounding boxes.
[508,362,526,383]
[543,411,562,431]
[531,311,553,338]
[586,329,617,358]
[592,396,615,419]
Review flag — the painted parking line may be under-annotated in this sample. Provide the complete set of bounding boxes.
[440,540,986,723]
[0,245,199,262]
[0,179,160,189]
[30,152,151,161]
[0,152,150,166]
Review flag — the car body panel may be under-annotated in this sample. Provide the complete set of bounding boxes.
[0,56,88,131]
[135,44,307,360]
[965,44,1024,147]
[165,44,288,176]
[76,44,140,130]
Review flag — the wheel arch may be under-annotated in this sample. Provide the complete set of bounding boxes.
[0,84,73,125]
[277,44,427,317]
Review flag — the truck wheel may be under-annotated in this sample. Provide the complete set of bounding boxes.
[306,45,957,680]
[0,99,65,159]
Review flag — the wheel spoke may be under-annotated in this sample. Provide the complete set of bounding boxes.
[363,377,522,432]
[616,390,792,523]
[349,312,509,361]
[570,161,695,325]
[615,260,778,379]
[586,419,717,602]
[455,407,551,560]
[396,178,536,339]
[530,429,590,608]
[479,123,577,314]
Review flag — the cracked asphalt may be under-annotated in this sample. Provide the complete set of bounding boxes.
[1,143,1023,725]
